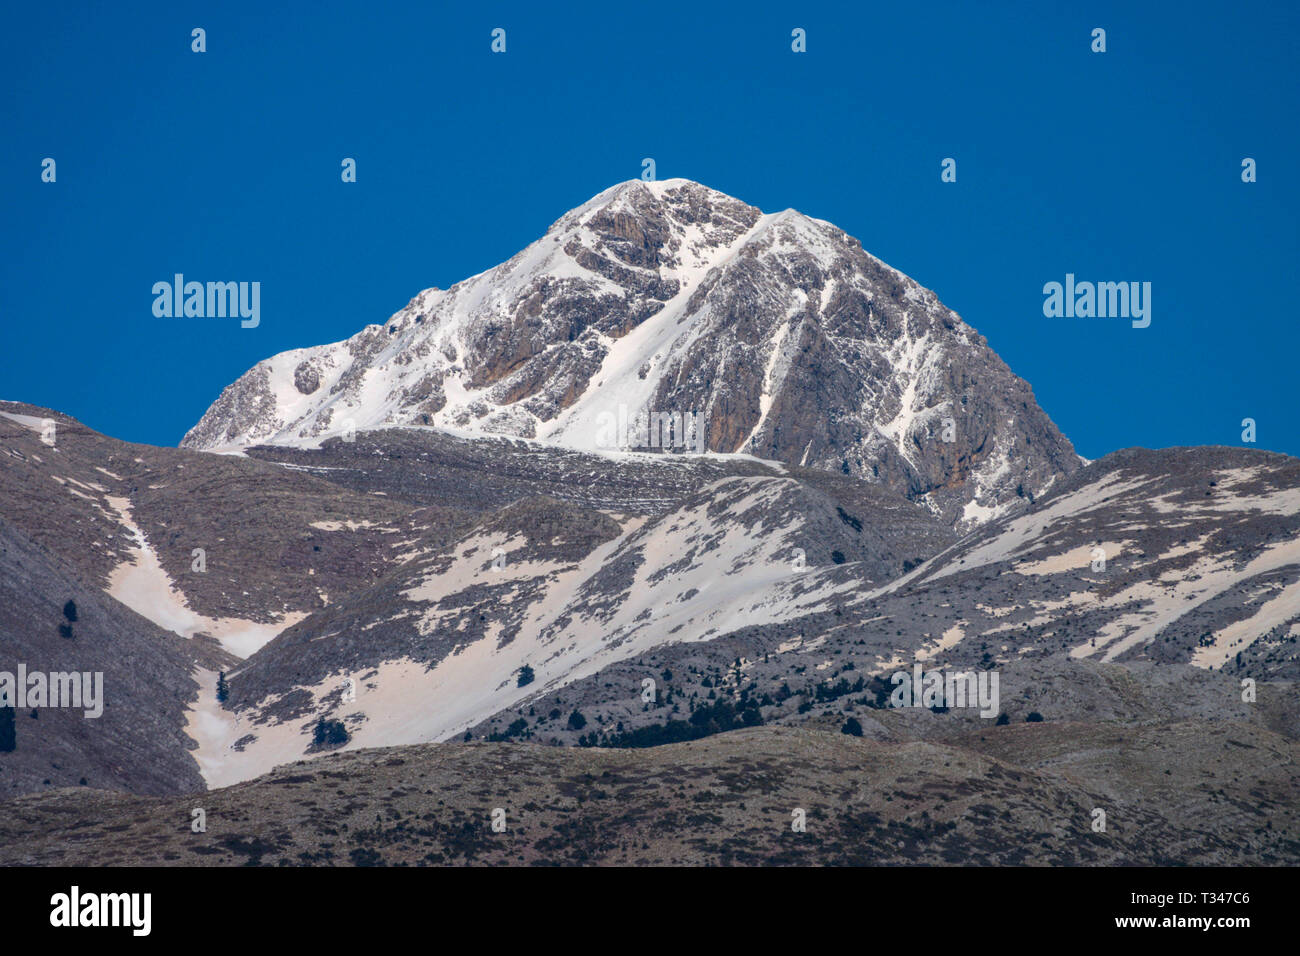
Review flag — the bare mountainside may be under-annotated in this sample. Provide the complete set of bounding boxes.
[181,179,1080,529]
[0,402,475,646]
[4,399,1297,820]
[203,437,1300,779]
[0,402,477,795]
[0,401,953,794]
[0,515,206,798]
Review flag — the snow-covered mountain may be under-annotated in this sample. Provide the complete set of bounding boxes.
[6,185,1293,865]
[182,179,1079,529]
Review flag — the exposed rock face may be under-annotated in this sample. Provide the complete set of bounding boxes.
[293,361,320,395]
[181,179,1079,529]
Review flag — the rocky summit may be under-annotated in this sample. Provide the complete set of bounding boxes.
[182,180,1080,531]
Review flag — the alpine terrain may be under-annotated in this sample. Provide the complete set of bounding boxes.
[1,180,1296,867]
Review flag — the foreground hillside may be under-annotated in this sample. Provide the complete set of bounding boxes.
[2,721,1296,866]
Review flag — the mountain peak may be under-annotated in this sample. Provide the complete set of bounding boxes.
[182,181,1078,530]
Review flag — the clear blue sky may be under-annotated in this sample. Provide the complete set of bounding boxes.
[2,0,1296,459]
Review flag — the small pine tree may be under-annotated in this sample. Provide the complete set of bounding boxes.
[216,672,229,704]
[841,716,864,737]
[516,665,535,688]
[567,709,587,731]
[62,600,77,623]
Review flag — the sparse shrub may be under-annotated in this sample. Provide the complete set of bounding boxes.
[599,698,763,749]
[488,717,529,742]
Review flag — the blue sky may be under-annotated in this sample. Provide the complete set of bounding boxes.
[2,0,1296,459]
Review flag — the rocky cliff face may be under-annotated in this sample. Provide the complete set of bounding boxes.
[182,179,1079,529]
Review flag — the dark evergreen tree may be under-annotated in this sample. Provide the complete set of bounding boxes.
[62,600,77,623]
[516,664,535,688]
[841,716,864,737]
[313,717,349,747]
[216,672,229,703]
[0,705,14,752]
